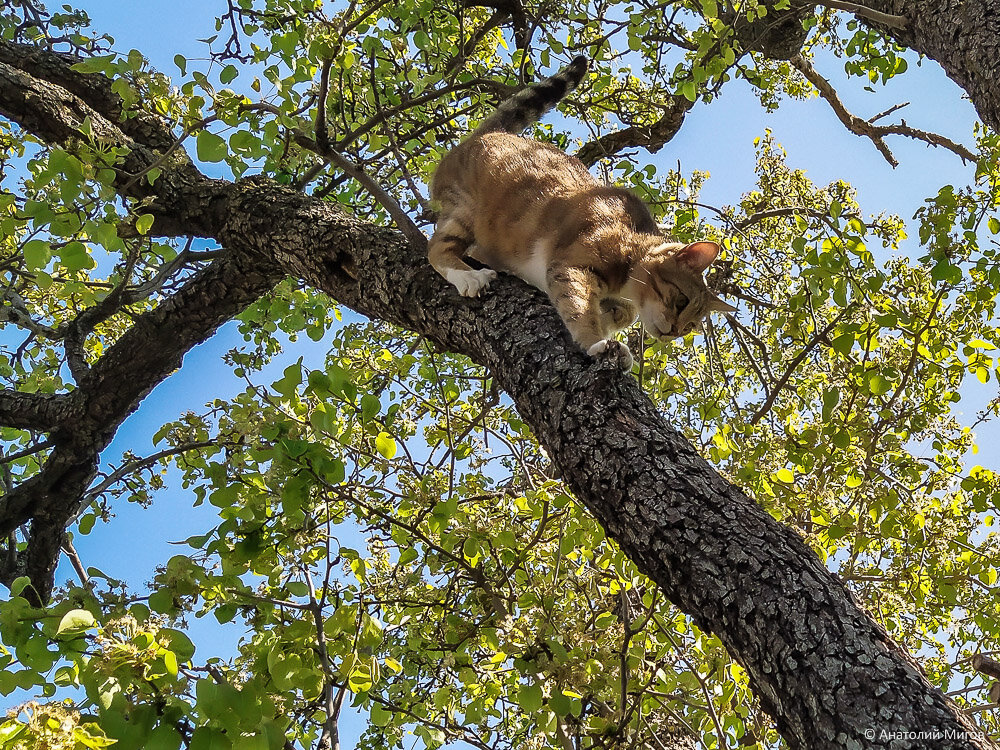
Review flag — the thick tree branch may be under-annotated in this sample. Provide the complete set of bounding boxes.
[576,97,694,167]
[0,40,229,237]
[0,390,70,432]
[209,178,990,748]
[0,248,282,598]
[575,1,816,166]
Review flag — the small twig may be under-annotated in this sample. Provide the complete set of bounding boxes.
[749,308,851,425]
[820,1,907,30]
[0,290,59,339]
[315,58,334,157]
[0,439,53,465]
[310,60,424,249]
[61,536,91,587]
[735,205,826,231]
[78,440,219,514]
[869,101,908,124]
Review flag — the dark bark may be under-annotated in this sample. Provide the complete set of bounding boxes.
[0,390,67,432]
[0,30,996,750]
[721,0,816,60]
[864,0,1000,133]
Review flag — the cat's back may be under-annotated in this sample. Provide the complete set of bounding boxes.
[433,132,594,201]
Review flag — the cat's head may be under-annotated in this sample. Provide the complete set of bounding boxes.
[631,240,736,340]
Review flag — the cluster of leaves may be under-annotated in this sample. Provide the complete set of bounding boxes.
[2,0,1000,749]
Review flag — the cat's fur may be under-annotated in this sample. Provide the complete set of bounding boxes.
[428,55,735,368]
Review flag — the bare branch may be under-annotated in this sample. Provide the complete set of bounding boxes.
[0,290,60,339]
[576,96,694,166]
[791,54,976,166]
[61,536,90,587]
[307,67,425,248]
[821,1,907,29]
[81,440,221,508]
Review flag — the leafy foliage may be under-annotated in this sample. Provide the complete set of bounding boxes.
[2,0,1000,748]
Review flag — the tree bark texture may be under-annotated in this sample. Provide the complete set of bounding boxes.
[0,20,997,750]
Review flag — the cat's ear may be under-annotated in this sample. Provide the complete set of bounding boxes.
[707,294,737,314]
[675,241,721,272]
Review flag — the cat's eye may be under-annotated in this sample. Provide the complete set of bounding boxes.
[674,294,689,312]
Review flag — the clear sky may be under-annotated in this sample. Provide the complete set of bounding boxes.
[8,0,989,744]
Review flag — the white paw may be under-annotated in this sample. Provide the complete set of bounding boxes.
[445,268,497,297]
[587,339,633,369]
[587,340,610,357]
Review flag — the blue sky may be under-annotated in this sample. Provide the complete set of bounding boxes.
[6,0,990,742]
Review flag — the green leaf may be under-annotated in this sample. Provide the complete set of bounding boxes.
[189,726,232,750]
[71,55,116,74]
[136,214,155,235]
[220,64,238,84]
[361,393,381,421]
[821,389,840,422]
[371,702,393,727]
[196,130,228,163]
[22,240,51,270]
[989,216,1000,234]
[375,432,396,459]
[968,338,997,350]
[518,683,543,712]
[866,373,892,396]
[56,608,96,636]
[59,241,96,271]
[145,724,183,750]
[774,468,794,484]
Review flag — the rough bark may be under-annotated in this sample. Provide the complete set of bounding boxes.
[0,30,996,750]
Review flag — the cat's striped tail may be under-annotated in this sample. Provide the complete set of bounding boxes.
[473,56,589,136]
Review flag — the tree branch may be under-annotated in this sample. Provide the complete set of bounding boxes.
[0,30,993,750]
[821,1,907,29]
[791,54,977,166]
[0,390,70,432]
[576,96,694,166]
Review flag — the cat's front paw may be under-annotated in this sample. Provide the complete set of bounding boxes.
[587,339,634,369]
[445,268,497,297]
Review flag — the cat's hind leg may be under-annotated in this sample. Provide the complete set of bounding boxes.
[428,214,496,297]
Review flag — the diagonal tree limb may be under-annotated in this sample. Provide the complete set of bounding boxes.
[209,176,991,748]
[0,249,283,596]
[576,96,694,167]
[854,1,1000,134]
[791,54,977,166]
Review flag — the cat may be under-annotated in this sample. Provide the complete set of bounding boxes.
[428,55,735,368]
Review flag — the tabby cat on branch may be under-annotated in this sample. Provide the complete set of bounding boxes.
[428,55,735,369]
